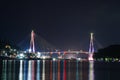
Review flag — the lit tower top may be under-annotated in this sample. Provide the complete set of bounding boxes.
[89,32,94,54]
[29,30,35,53]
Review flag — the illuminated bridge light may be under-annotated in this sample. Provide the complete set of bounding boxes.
[18,53,25,59]
[37,52,41,58]
[53,58,56,61]
[77,58,81,61]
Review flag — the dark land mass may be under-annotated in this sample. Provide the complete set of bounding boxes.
[0,39,20,50]
[94,44,120,58]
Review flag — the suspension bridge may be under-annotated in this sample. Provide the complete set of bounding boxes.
[18,30,95,60]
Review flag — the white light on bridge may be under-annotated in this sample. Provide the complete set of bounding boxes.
[37,52,41,58]
[53,58,56,61]
[29,49,32,52]
[77,58,81,61]
[42,56,46,59]
[19,53,25,58]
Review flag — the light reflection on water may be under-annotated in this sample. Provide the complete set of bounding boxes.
[36,60,40,80]
[28,60,32,80]
[2,60,7,80]
[42,60,45,80]
[8,60,12,80]
[89,61,94,80]
[24,60,28,80]
[1,60,94,80]
[19,60,23,80]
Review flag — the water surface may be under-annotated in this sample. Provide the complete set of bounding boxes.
[0,60,120,80]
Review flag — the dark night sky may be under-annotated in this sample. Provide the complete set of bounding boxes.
[0,0,120,50]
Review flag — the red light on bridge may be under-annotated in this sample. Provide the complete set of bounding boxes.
[64,51,67,54]
[58,52,60,55]
[50,52,53,55]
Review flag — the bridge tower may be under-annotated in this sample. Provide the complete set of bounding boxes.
[88,33,94,60]
[29,30,35,53]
